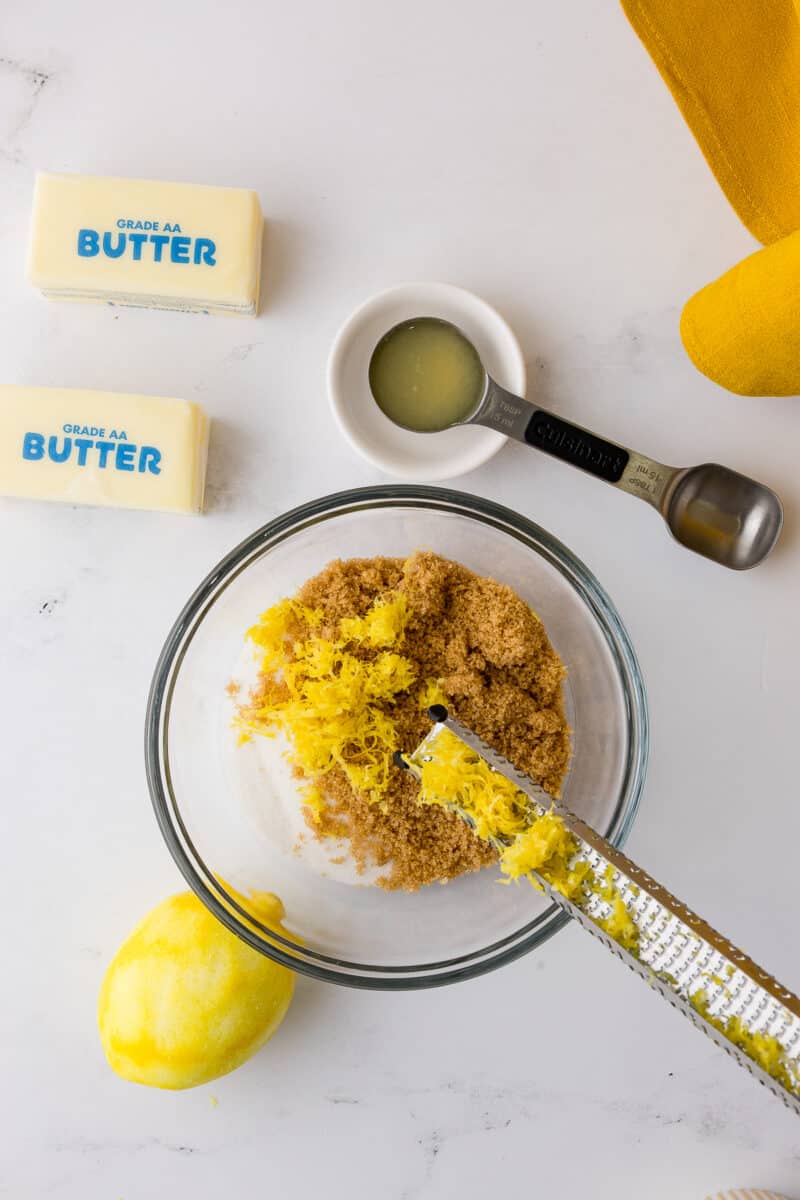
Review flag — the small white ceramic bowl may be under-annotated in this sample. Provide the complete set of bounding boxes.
[327,282,526,481]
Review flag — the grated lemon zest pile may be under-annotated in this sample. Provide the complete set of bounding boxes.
[338,595,410,647]
[239,594,420,806]
[246,598,324,676]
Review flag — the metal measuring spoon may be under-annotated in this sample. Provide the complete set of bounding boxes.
[369,318,784,570]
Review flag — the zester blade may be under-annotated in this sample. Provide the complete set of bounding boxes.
[404,709,800,1115]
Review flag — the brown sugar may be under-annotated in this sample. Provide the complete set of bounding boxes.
[240,551,570,891]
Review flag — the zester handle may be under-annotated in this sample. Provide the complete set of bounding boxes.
[434,712,800,1115]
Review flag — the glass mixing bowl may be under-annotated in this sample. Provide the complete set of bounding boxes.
[146,486,648,989]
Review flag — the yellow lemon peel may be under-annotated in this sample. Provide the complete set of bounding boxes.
[98,891,295,1090]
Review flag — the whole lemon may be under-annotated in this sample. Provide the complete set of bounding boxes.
[98,890,295,1089]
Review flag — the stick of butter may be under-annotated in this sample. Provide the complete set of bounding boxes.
[0,386,209,514]
[27,172,263,316]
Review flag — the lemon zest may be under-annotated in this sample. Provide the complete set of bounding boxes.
[417,678,449,711]
[594,863,639,952]
[339,595,410,647]
[247,599,323,674]
[411,727,637,943]
[303,784,325,825]
[239,595,421,806]
[690,988,800,1093]
[418,728,799,1095]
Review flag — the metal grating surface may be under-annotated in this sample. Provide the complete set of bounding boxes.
[408,713,800,1115]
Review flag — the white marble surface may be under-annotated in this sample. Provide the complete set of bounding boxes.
[2,1,800,1197]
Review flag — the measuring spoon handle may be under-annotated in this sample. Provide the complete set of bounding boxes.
[472,379,677,510]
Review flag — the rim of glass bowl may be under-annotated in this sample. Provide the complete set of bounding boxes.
[146,485,649,990]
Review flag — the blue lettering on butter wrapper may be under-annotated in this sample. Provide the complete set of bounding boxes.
[21,432,163,475]
[170,236,191,264]
[102,232,126,259]
[48,436,72,463]
[150,234,169,262]
[128,233,147,261]
[75,228,216,266]
[77,229,100,257]
[95,440,115,468]
[22,432,45,459]
[194,238,216,265]
[115,444,136,471]
[116,219,161,231]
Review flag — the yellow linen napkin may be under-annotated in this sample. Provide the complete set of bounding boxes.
[622,0,800,395]
[681,228,800,396]
[621,0,800,245]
